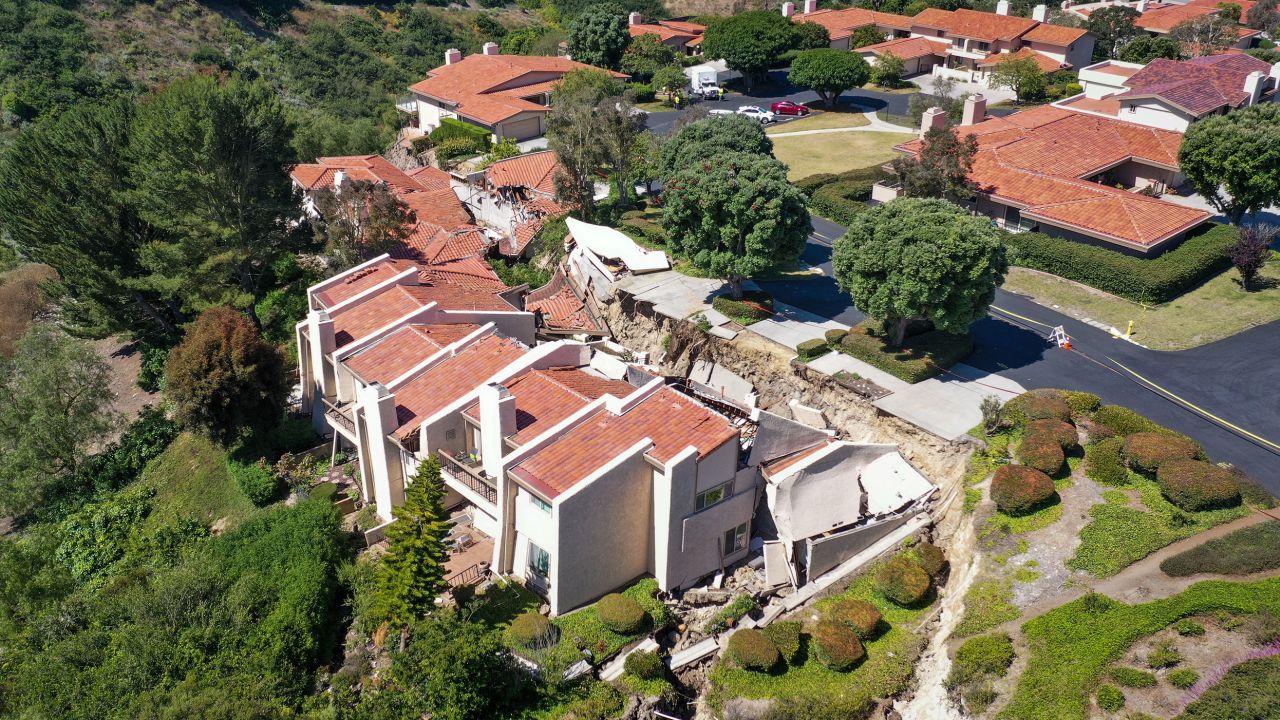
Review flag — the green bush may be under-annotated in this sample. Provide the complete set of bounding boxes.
[1017,435,1066,475]
[1146,638,1181,668]
[429,117,492,147]
[1085,421,1117,444]
[1002,222,1236,304]
[1174,618,1205,636]
[1085,438,1129,485]
[1026,419,1079,451]
[229,459,280,506]
[1160,521,1280,577]
[1096,684,1125,712]
[310,482,337,502]
[761,620,803,665]
[809,180,875,225]
[1181,656,1280,720]
[137,344,169,392]
[1167,668,1199,688]
[507,612,558,649]
[705,594,756,633]
[1093,405,1169,438]
[1109,666,1156,688]
[837,322,973,384]
[726,628,780,672]
[597,593,647,635]
[827,598,882,639]
[947,634,1015,688]
[1003,389,1072,427]
[991,464,1056,515]
[915,541,947,578]
[1044,388,1101,417]
[796,172,838,193]
[434,136,488,163]
[876,555,932,606]
[796,338,830,361]
[624,649,665,680]
[628,82,656,102]
[712,291,773,325]
[824,328,847,346]
[811,619,865,671]
[1157,460,1241,511]
[619,217,670,247]
[1123,432,1199,473]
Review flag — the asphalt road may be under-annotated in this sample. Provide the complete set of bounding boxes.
[757,219,1280,493]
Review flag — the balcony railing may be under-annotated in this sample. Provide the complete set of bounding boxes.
[447,561,489,588]
[440,452,497,505]
[324,399,355,435]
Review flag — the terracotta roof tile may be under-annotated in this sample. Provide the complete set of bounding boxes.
[977,47,1070,72]
[1022,22,1091,46]
[331,281,516,348]
[911,8,1038,41]
[420,255,508,291]
[1135,3,1216,32]
[526,267,607,333]
[797,7,913,39]
[461,367,634,445]
[857,36,947,60]
[657,19,706,34]
[629,23,697,42]
[501,217,544,257]
[1116,54,1273,116]
[392,334,528,437]
[395,225,492,264]
[313,259,417,309]
[486,151,561,196]
[343,323,479,383]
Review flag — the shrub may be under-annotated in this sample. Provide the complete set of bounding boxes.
[1124,432,1199,473]
[1017,434,1066,475]
[310,482,337,502]
[824,328,848,346]
[1002,222,1236,304]
[1157,460,1241,512]
[809,180,874,225]
[915,541,947,578]
[827,598,882,639]
[1026,419,1079,450]
[507,612,558,649]
[705,594,755,634]
[1096,684,1125,712]
[761,620,803,665]
[1146,638,1182,669]
[597,593,647,635]
[628,82,655,102]
[1167,668,1199,689]
[1003,389,1072,427]
[947,633,1016,688]
[963,680,998,714]
[1245,609,1280,646]
[811,619,865,671]
[429,117,492,147]
[1085,421,1117,444]
[1085,438,1129,485]
[1093,405,1166,437]
[624,650,665,680]
[837,322,974,384]
[1181,656,1280,720]
[981,395,1005,436]
[137,344,169,392]
[1110,666,1157,688]
[1160,521,1280,577]
[796,172,838,193]
[1175,619,1205,636]
[229,459,279,506]
[796,338,830,361]
[725,628,780,672]
[991,464,1056,515]
[876,555,932,606]
[712,291,773,325]
[1048,388,1101,417]
[434,136,487,163]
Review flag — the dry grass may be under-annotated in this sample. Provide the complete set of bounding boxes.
[770,130,915,180]
[767,109,870,134]
[1001,260,1280,350]
[0,264,57,356]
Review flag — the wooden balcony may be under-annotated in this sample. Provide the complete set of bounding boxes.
[440,452,497,505]
[324,399,356,436]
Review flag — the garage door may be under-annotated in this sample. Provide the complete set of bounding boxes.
[501,117,541,141]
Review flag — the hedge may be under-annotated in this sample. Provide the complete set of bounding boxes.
[1002,222,1236,304]
[1167,668,1199,689]
[1123,432,1199,473]
[619,218,669,247]
[434,136,487,163]
[837,322,974,384]
[876,555,932,606]
[1026,419,1079,451]
[915,541,947,578]
[712,291,773,325]
[809,180,875,225]
[429,117,492,147]
[1157,460,1241,511]
[597,593,648,634]
[1092,405,1166,437]
[1084,420,1117,445]
[760,620,803,665]
[1003,389,1072,428]
[991,464,1056,515]
[812,619,866,671]
[628,82,656,102]
[796,338,830,361]
[824,328,847,346]
[726,628,780,671]
[1017,435,1065,476]
[508,612,558,649]
[1084,437,1128,485]
[827,598,882,639]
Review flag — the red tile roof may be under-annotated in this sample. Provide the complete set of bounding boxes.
[486,151,561,196]
[313,259,417,309]
[396,225,492,264]
[525,267,608,334]
[629,23,697,43]
[392,334,528,438]
[343,323,479,383]
[501,217,544,257]
[421,255,508,291]
[461,367,634,445]
[408,54,627,125]
[797,7,913,39]
[1135,3,1216,32]
[331,281,517,348]
[1022,22,1091,46]
[977,47,1069,73]
[911,8,1038,41]
[291,155,424,192]
[857,36,947,60]
[511,386,737,498]
[657,19,706,34]
[1116,54,1273,116]
[405,165,454,192]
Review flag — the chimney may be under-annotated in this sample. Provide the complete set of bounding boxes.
[921,106,948,137]
[332,170,345,191]
[479,383,517,479]
[996,0,1010,14]
[482,41,499,56]
[1244,70,1266,105]
[782,1,795,17]
[1271,61,1280,85]
[962,94,987,125]
[629,11,642,25]
[444,48,462,65]
[1032,3,1048,21]
[1136,0,1147,12]
[359,382,404,522]
[804,0,818,13]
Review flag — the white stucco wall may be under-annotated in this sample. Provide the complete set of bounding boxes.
[1119,98,1192,131]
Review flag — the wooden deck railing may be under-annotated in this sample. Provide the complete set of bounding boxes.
[440,453,497,504]
[447,562,488,588]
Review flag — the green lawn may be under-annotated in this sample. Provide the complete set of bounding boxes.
[472,580,543,628]
[999,577,1280,720]
[708,571,930,714]
[1001,258,1280,350]
[766,109,870,135]
[138,432,255,531]
[770,130,915,180]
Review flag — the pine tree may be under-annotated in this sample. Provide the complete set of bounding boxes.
[375,455,453,649]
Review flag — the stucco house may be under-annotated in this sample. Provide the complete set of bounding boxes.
[790,1,914,50]
[627,13,706,56]
[407,47,627,142]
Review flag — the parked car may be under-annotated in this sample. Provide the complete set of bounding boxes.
[770,101,811,116]
[736,105,776,123]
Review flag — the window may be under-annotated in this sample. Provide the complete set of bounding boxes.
[975,41,990,52]
[528,542,550,577]
[695,481,733,512]
[723,523,748,555]
[531,495,551,513]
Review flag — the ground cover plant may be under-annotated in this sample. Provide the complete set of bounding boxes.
[955,578,1020,637]
[548,578,674,663]
[1179,655,1280,720]
[835,322,975,384]
[1160,520,1280,577]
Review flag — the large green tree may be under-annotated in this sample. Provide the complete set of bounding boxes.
[987,55,1047,103]
[127,75,298,321]
[375,456,453,649]
[1087,5,1140,60]
[663,152,811,297]
[657,113,774,180]
[163,306,286,445]
[849,24,887,49]
[596,95,646,208]
[0,324,118,517]
[787,48,871,108]
[547,83,607,218]
[1169,15,1238,55]
[312,180,416,269]
[701,11,798,89]
[832,198,1008,347]
[566,4,630,70]
[1179,104,1280,224]
[1246,0,1279,30]
[620,32,678,80]
[890,126,978,202]
[1119,35,1183,63]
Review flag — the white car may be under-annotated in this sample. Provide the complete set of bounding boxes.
[736,105,776,123]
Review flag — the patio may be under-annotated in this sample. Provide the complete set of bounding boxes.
[445,509,493,588]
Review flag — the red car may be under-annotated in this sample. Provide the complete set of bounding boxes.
[770,101,811,116]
